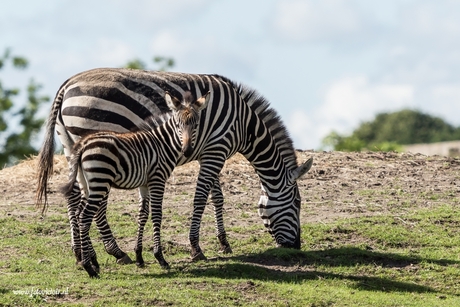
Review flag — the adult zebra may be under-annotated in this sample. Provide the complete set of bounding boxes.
[61,91,210,277]
[36,68,313,264]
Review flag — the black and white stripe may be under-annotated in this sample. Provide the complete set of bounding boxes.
[60,91,209,277]
[36,68,313,267]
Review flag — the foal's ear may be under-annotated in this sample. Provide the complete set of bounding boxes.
[194,91,211,111]
[165,92,182,110]
[288,157,313,185]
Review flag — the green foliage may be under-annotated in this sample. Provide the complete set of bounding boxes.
[0,48,49,167]
[322,109,460,152]
[124,58,147,70]
[322,131,366,152]
[124,56,175,71]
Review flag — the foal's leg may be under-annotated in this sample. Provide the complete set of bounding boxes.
[94,195,133,264]
[134,186,149,267]
[66,183,83,265]
[149,181,170,269]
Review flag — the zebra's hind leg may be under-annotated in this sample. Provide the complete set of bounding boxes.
[210,180,232,254]
[79,200,100,278]
[94,195,133,265]
[134,187,149,267]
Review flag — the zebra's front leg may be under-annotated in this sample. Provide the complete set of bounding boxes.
[190,160,225,261]
[150,182,170,269]
[94,195,133,265]
[189,198,207,261]
[210,180,232,254]
[134,187,149,267]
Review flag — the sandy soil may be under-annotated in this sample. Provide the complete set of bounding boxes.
[2,150,459,227]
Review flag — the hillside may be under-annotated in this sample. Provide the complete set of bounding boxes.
[1,150,459,231]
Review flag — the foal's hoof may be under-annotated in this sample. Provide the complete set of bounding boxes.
[83,263,100,278]
[191,252,207,262]
[219,245,233,254]
[76,261,99,273]
[117,254,134,265]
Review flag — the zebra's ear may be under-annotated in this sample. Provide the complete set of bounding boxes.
[288,157,313,185]
[194,91,211,111]
[165,92,181,111]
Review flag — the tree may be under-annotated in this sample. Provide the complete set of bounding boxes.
[322,109,460,152]
[0,49,49,167]
[124,56,175,71]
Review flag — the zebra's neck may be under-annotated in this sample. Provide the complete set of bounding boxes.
[242,117,292,197]
[237,85,298,197]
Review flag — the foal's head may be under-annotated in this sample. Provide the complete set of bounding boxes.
[165,91,210,158]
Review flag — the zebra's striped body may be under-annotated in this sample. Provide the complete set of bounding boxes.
[36,68,312,264]
[61,91,209,277]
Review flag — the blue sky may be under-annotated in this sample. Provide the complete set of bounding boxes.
[2,0,460,150]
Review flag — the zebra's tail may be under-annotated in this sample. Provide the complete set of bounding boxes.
[35,84,66,215]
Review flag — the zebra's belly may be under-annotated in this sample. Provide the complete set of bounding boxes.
[112,174,148,190]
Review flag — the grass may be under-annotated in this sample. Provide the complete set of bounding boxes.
[1,202,460,306]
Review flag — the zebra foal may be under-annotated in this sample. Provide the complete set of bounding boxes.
[61,91,210,278]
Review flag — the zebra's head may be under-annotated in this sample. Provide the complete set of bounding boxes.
[258,157,313,249]
[165,91,211,158]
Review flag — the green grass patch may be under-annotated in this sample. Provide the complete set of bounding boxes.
[1,203,459,306]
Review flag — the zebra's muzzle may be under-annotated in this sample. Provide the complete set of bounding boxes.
[277,232,301,250]
[182,144,194,158]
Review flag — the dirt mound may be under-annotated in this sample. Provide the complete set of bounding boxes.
[1,151,459,227]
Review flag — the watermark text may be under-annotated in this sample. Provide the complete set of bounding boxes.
[13,287,69,296]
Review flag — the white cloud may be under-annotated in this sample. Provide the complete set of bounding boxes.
[272,0,363,42]
[149,30,256,78]
[401,1,460,41]
[287,109,315,150]
[288,75,415,150]
[424,84,460,125]
[320,76,414,128]
[91,39,136,66]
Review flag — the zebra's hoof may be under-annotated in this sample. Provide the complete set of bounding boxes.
[92,264,100,274]
[160,261,170,270]
[219,245,233,254]
[191,252,207,262]
[117,254,134,265]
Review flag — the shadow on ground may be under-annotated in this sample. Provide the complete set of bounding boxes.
[124,247,460,295]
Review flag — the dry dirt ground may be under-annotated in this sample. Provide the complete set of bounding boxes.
[1,150,460,251]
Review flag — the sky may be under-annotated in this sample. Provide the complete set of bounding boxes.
[2,0,460,150]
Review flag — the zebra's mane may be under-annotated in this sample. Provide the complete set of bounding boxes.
[234,82,298,170]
